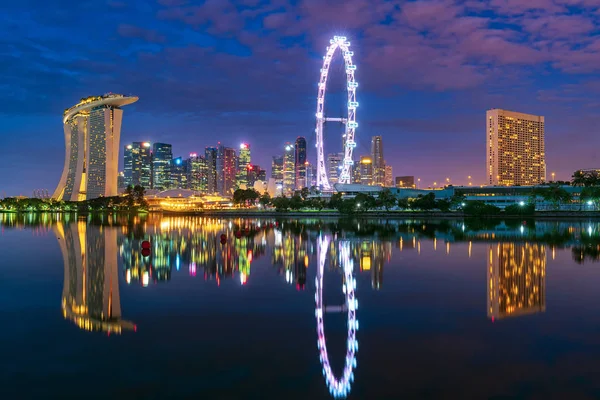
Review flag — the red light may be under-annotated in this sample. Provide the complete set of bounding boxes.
[492,316,495,323]
[247,165,253,170]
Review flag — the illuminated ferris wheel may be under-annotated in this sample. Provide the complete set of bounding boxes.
[315,235,358,398]
[315,36,359,191]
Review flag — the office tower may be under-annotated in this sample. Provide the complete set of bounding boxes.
[247,165,267,187]
[53,94,138,201]
[352,165,361,184]
[171,157,188,189]
[152,143,173,190]
[395,176,415,188]
[217,147,237,196]
[271,156,283,181]
[384,165,393,187]
[327,153,343,185]
[124,142,152,189]
[236,143,251,189]
[488,243,546,320]
[487,109,546,186]
[359,156,373,185]
[117,171,125,189]
[295,137,307,189]
[283,143,295,196]
[205,146,218,194]
[306,162,317,188]
[371,136,385,186]
[53,220,134,333]
[187,153,208,193]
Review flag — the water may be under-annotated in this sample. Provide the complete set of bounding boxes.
[2,214,600,399]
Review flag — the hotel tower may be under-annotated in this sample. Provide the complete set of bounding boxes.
[487,109,546,186]
[53,94,138,201]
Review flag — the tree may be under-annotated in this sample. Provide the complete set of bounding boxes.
[504,203,535,216]
[378,189,396,211]
[463,201,501,216]
[272,196,290,212]
[125,185,135,207]
[233,189,246,206]
[580,186,600,209]
[329,193,343,210]
[435,199,452,212]
[354,193,377,212]
[311,197,327,211]
[259,193,271,208]
[531,185,571,210]
[133,185,147,208]
[397,198,410,210]
[300,187,310,200]
[289,194,304,210]
[410,193,436,211]
[572,170,600,187]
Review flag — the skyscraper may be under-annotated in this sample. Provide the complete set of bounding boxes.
[306,162,317,188]
[205,146,218,194]
[327,153,343,185]
[384,165,393,187]
[187,153,208,193]
[371,136,385,186]
[123,142,152,189]
[53,94,138,201]
[236,143,251,189]
[283,143,295,196]
[487,109,546,186]
[271,156,283,182]
[295,137,307,189]
[359,156,373,185]
[152,143,173,190]
[217,144,237,196]
[170,157,187,189]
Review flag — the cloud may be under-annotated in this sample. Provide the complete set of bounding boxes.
[117,23,167,43]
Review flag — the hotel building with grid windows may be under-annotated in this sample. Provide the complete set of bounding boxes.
[486,109,546,186]
[53,94,138,201]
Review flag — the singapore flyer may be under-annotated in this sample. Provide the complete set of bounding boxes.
[315,235,359,398]
[315,36,359,191]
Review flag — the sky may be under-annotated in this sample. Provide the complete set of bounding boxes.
[2,0,600,196]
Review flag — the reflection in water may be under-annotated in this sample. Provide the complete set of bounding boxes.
[54,220,135,334]
[488,243,546,320]
[316,236,358,399]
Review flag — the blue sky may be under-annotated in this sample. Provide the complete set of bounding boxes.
[1,0,600,196]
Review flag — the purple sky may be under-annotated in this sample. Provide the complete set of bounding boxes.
[2,0,600,196]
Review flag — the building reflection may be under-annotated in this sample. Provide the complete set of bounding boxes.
[54,221,135,334]
[487,243,546,320]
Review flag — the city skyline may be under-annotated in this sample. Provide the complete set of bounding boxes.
[3,1,600,196]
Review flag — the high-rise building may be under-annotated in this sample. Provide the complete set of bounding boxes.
[152,143,173,190]
[236,143,251,189]
[306,162,317,188]
[187,153,208,193]
[283,143,295,196]
[271,156,283,182]
[117,171,125,189]
[124,142,152,189]
[487,109,546,186]
[384,165,393,187]
[295,137,307,189]
[247,164,266,187]
[371,136,385,186]
[217,145,237,196]
[171,157,187,189]
[205,147,218,194]
[359,156,373,185]
[53,94,138,201]
[327,153,343,185]
[488,243,546,320]
[395,176,415,188]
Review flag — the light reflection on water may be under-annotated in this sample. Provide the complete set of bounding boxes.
[3,213,600,398]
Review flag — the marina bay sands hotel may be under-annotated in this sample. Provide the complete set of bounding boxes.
[53,93,138,201]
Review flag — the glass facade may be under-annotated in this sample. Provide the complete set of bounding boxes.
[152,143,173,190]
[123,142,152,189]
[295,137,307,189]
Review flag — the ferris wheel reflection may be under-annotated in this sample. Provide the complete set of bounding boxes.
[316,235,358,398]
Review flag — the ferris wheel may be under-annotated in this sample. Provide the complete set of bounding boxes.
[315,36,359,191]
[315,235,358,398]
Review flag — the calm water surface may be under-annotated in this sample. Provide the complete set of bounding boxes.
[2,214,600,399]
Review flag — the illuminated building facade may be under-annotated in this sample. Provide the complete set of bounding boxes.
[371,136,385,186]
[487,109,546,186]
[306,162,317,188]
[54,221,134,334]
[271,156,283,182]
[124,142,152,189]
[216,146,237,196]
[187,153,208,193]
[395,176,415,188]
[247,164,266,187]
[384,165,393,187]
[152,143,173,190]
[171,157,187,189]
[283,143,295,196]
[358,156,373,185]
[327,153,343,185]
[53,94,138,201]
[488,243,546,320]
[236,143,251,189]
[295,137,307,189]
[205,147,218,194]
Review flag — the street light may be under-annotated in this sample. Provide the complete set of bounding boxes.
[551,172,556,182]
[417,178,421,189]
